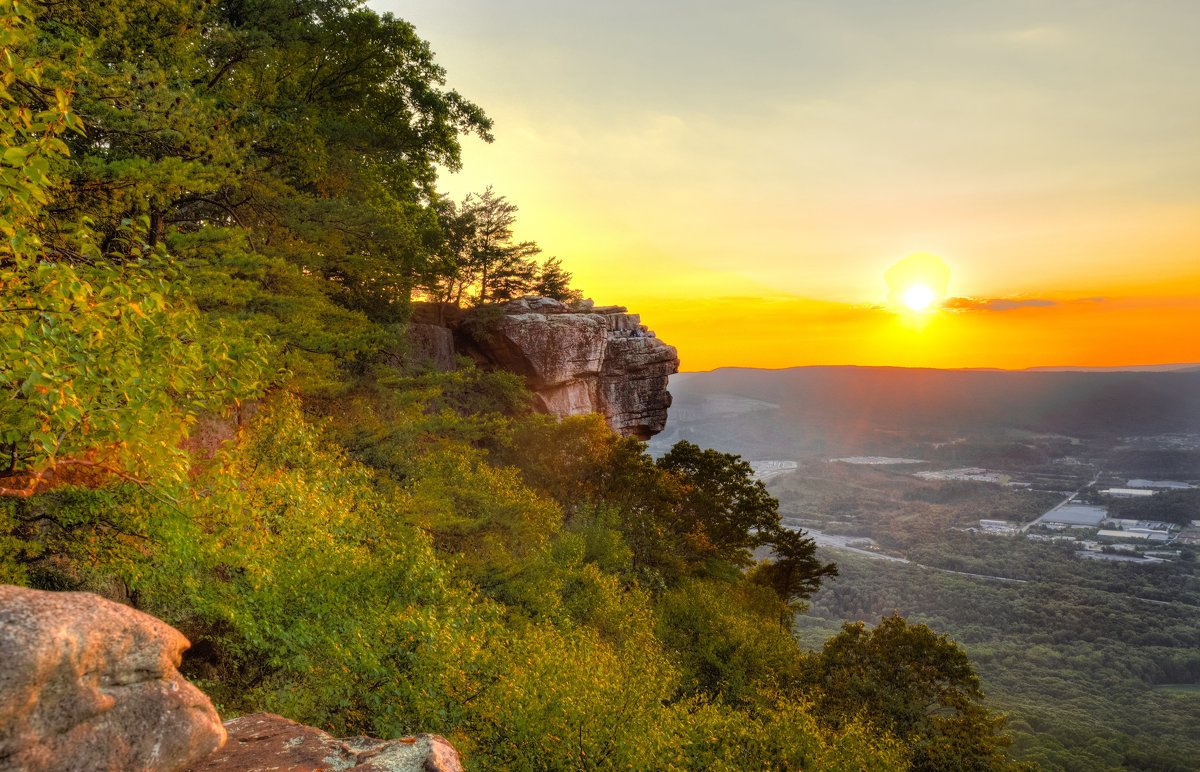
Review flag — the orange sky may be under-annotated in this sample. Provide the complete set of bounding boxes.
[375,1,1200,370]
[647,291,1200,372]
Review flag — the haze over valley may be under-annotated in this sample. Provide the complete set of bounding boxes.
[653,365,1200,769]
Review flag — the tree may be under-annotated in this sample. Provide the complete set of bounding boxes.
[0,0,264,496]
[530,256,582,303]
[749,527,838,628]
[421,188,583,307]
[24,0,494,392]
[809,614,1016,771]
[452,187,538,305]
[656,440,783,567]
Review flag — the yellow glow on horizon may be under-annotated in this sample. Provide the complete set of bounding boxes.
[631,287,1200,372]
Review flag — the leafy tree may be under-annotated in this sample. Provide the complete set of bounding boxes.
[749,526,838,628]
[1,1,264,496]
[809,614,1016,771]
[137,396,497,736]
[421,187,582,307]
[421,193,479,308]
[429,187,538,305]
[656,577,805,704]
[667,693,907,771]
[657,440,783,567]
[530,255,582,303]
[24,0,494,393]
[461,621,678,768]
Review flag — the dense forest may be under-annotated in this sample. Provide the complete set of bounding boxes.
[795,548,1200,771]
[767,462,1200,770]
[1,1,1028,768]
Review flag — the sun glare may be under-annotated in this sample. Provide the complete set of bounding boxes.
[902,284,936,312]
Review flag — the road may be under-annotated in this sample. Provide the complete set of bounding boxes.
[1021,467,1104,532]
[783,523,1200,608]
[803,529,910,563]
[781,523,1026,583]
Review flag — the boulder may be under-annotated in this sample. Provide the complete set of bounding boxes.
[0,584,226,772]
[601,335,679,439]
[186,713,461,772]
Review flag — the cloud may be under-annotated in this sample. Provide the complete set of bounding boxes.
[1002,25,1071,49]
[943,297,1057,312]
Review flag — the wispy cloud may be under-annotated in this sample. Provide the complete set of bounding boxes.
[943,297,1058,312]
[1002,25,1071,49]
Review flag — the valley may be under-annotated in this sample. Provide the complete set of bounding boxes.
[655,366,1200,771]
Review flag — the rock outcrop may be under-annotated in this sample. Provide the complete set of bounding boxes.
[453,297,679,439]
[187,713,461,772]
[405,322,456,371]
[0,584,226,772]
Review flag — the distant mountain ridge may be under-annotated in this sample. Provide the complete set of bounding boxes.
[1021,363,1200,373]
[680,363,1200,375]
[651,365,1200,458]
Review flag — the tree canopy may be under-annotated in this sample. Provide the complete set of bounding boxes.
[422,187,581,307]
[810,614,1017,771]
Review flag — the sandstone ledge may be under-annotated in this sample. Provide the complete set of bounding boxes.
[450,297,679,439]
[186,712,461,772]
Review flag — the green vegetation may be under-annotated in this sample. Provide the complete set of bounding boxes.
[772,462,1200,771]
[424,187,581,307]
[1107,488,1200,527]
[2,1,1027,768]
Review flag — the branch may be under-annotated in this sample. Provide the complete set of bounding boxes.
[204,53,247,91]
[0,458,148,498]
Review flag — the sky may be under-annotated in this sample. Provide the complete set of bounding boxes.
[371,0,1200,371]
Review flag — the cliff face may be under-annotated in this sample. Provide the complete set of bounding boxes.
[412,298,679,439]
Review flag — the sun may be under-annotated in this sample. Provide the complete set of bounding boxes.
[902,284,936,312]
[885,252,951,314]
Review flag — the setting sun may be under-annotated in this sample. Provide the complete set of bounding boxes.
[902,284,936,312]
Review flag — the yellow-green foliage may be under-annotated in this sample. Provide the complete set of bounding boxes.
[664,695,907,771]
[462,623,680,768]
[1,2,1021,768]
[0,0,265,490]
[657,577,808,706]
[141,396,496,736]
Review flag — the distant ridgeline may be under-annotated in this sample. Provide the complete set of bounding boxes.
[408,297,680,440]
[652,366,1200,458]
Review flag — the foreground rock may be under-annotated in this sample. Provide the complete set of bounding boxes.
[0,584,226,772]
[187,713,461,772]
[454,297,680,439]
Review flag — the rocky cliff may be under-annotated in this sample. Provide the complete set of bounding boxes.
[411,298,679,440]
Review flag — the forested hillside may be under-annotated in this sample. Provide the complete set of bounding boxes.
[1,1,1025,768]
